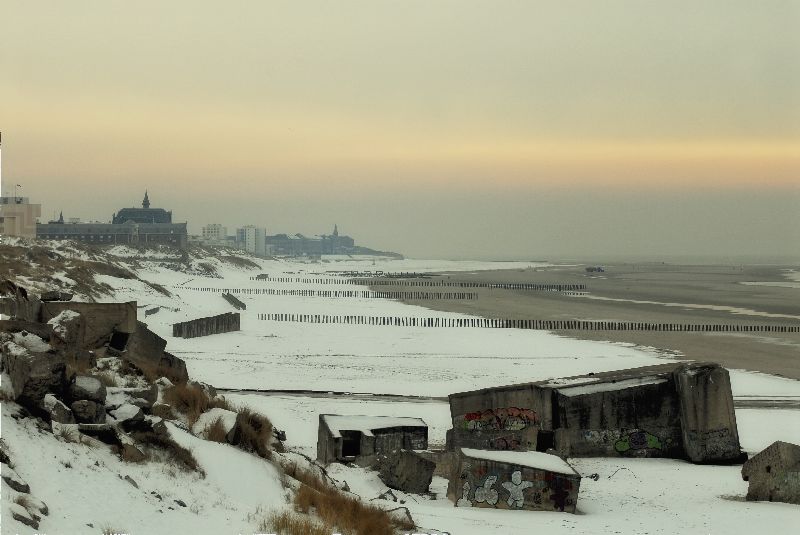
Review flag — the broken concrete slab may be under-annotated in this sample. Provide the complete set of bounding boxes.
[742,441,800,505]
[375,450,435,494]
[448,448,581,513]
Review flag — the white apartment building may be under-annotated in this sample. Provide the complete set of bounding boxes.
[237,225,265,256]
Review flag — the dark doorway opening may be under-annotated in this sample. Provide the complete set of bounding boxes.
[109,331,130,351]
[341,431,361,458]
[536,430,555,452]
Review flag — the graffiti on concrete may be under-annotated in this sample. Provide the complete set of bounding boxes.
[474,475,499,506]
[548,474,574,512]
[456,407,538,432]
[489,435,522,451]
[614,430,662,453]
[501,471,534,508]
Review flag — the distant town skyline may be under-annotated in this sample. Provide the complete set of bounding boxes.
[1,1,798,260]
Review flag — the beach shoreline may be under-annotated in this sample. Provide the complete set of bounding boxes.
[370,262,800,380]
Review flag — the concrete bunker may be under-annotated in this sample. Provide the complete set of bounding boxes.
[448,362,742,464]
[448,448,581,513]
[317,414,428,465]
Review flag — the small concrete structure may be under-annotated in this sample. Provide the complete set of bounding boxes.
[448,448,581,513]
[317,414,428,465]
[742,441,800,504]
[172,312,240,338]
[448,362,742,463]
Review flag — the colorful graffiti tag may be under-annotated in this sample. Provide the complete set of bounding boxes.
[456,407,538,432]
[614,430,662,453]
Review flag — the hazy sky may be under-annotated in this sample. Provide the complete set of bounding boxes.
[1,1,798,260]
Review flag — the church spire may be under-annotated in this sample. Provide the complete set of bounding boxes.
[58,210,64,224]
[142,190,150,209]
[333,224,339,237]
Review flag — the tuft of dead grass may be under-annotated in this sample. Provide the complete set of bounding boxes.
[293,483,414,535]
[233,407,272,458]
[261,511,329,535]
[204,417,228,443]
[163,383,232,426]
[130,430,205,477]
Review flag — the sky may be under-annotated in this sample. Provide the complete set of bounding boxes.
[1,1,798,260]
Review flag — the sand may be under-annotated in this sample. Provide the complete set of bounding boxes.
[371,263,800,380]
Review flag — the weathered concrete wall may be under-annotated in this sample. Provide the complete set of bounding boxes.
[448,385,543,452]
[448,362,742,463]
[553,379,684,458]
[124,321,188,383]
[316,416,339,465]
[742,441,800,504]
[40,301,137,349]
[0,281,42,322]
[674,363,742,463]
[447,452,581,513]
[172,312,240,339]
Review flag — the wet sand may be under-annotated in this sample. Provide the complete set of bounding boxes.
[372,263,800,380]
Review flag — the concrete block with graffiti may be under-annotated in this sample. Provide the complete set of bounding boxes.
[447,448,581,513]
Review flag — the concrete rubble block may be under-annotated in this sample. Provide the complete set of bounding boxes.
[1,337,66,403]
[39,290,74,302]
[42,393,75,424]
[674,362,742,463]
[448,448,581,513]
[0,280,42,323]
[68,375,107,404]
[70,400,105,424]
[40,301,137,349]
[1,463,31,493]
[46,309,85,348]
[110,403,145,430]
[742,441,800,505]
[375,450,436,494]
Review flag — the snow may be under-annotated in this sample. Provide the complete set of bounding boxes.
[46,309,80,337]
[557,376,669,397]
[4,245,800,534]
[460,448,577,475]
[191,408,238,437]
[11,332,50,353]
[321,414,427,438]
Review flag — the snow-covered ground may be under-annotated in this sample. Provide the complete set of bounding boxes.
[5,252,800,534]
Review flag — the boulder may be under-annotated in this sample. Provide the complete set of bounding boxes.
[116,429,146,463]
[189,380,217,399]
[9,503,38,530]
[71,400,105,424]
[43,393,75,424]
[68,375,107,404]
[375,450,435,494]
[124,322,189,383]
[0,337,66,404]
[1,464,30,493]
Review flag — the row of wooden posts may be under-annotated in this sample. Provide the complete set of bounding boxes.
[247,275,584,292]
[184,287,478,300]
[259,313,800,332]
